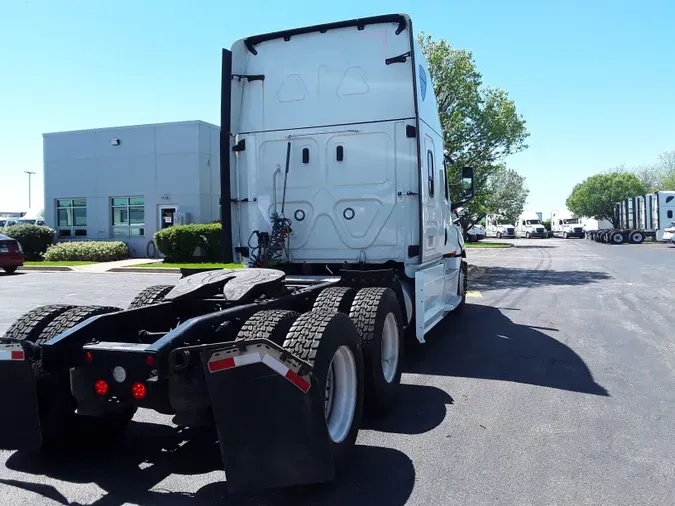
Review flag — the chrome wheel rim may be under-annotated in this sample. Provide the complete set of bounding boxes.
[381,312,400,383]
[324,345,357,444]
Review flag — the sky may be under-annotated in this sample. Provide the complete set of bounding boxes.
[1,0,674,217]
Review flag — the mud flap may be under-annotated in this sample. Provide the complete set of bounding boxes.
[0,342,42,450]
[200,340,334,493]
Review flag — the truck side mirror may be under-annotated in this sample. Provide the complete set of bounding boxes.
[461,166,474,199]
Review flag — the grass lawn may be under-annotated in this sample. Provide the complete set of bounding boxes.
[23,261,96,266]
[465,242,513,248]
[129,262,243,269]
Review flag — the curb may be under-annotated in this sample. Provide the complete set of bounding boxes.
[109,267,181,274]
[18,265,75,272]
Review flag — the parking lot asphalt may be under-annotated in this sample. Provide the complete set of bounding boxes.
[0,238,674,505]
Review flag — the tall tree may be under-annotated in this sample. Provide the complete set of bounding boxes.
[483,166,529,224]
[566,172,647,227]
[418,34,530,227]
[656,150,675,190]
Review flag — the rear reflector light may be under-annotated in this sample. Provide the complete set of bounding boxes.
[85,352,93,362]
[208,349,311,393]
[94,380,108,396]
[11,350,24,361]
[145,355,155,367]
[131,382,146,399]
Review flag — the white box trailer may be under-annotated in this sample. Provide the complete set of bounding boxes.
[582,217,613,233]
[515,211,547,238]
[551,210,584,238]
[588,191,675,244]
[485,215,515,238]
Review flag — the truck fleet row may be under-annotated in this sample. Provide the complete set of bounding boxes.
[482,191,675,245]
[586,191,675,244]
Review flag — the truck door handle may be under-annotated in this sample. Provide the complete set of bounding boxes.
[445,227,448,245]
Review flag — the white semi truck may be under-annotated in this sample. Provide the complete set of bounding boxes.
[485,215,515,238]
[515,211,547,238]
[551,210,585,238]
[587,191,675,244]
[467,223,485,242]
[0,14,475,494]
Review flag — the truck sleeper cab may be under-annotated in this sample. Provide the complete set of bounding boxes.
[551,210,584,239]
[516,212,547,238]
[0,13,475,495]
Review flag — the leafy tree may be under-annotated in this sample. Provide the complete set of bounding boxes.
[566,172,647,227]
[418,34,529,228]
[618,150,675,192]
[482,166,529,225]
[656,150,675,190]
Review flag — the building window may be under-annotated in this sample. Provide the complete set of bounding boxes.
[427,150,434,198]
[668,210,673,219]
[56,199,87,238]
[112,197,144,237]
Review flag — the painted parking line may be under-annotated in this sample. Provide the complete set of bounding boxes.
[466,291,482,298]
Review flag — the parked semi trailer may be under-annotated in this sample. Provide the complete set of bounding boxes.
[551,210,584,238]
[587,191,675,244]
[0,14,475,494]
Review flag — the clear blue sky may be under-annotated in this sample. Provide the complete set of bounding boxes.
[1,0,674,217]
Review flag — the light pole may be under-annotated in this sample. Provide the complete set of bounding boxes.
[24,171,36,209]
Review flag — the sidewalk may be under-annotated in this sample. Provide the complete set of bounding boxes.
[20,258,163,273]
[73,258,163,273]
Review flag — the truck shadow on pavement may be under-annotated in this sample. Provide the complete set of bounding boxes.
[406,304,609,397]
[471,267,610,291]
[4,421,415,506]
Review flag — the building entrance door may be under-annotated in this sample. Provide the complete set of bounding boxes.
[159,206,176,230]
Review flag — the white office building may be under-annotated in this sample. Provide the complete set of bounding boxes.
[43,121,221,257]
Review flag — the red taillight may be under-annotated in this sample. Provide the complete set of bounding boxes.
[145,355,155,367]
[85,352,93,362]
[94,380,108,396]
[131,382,146,400]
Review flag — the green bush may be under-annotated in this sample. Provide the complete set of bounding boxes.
[155,223,222,262]
[1,225,55,260]
[44,241,129,262]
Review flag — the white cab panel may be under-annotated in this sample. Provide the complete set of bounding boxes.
[414,256,461,342]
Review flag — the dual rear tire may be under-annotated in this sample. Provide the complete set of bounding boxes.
[5,304,133,449]
[236,286,404,471]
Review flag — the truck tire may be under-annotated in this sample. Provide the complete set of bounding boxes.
[38,305,123,346]
[282,311,364,471]
[312,286,356,313]
[33,305,134,449]
[3,266,18,274]
[525,232,531,238]
[629,231,645,244]
[610,231,625,245]
[128,284,174,309]
[563,232,568,239]
[236,309,300,345]
[2,304,76,342]
[348,287,403,412]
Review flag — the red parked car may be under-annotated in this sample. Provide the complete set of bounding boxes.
[0,234,23,274]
